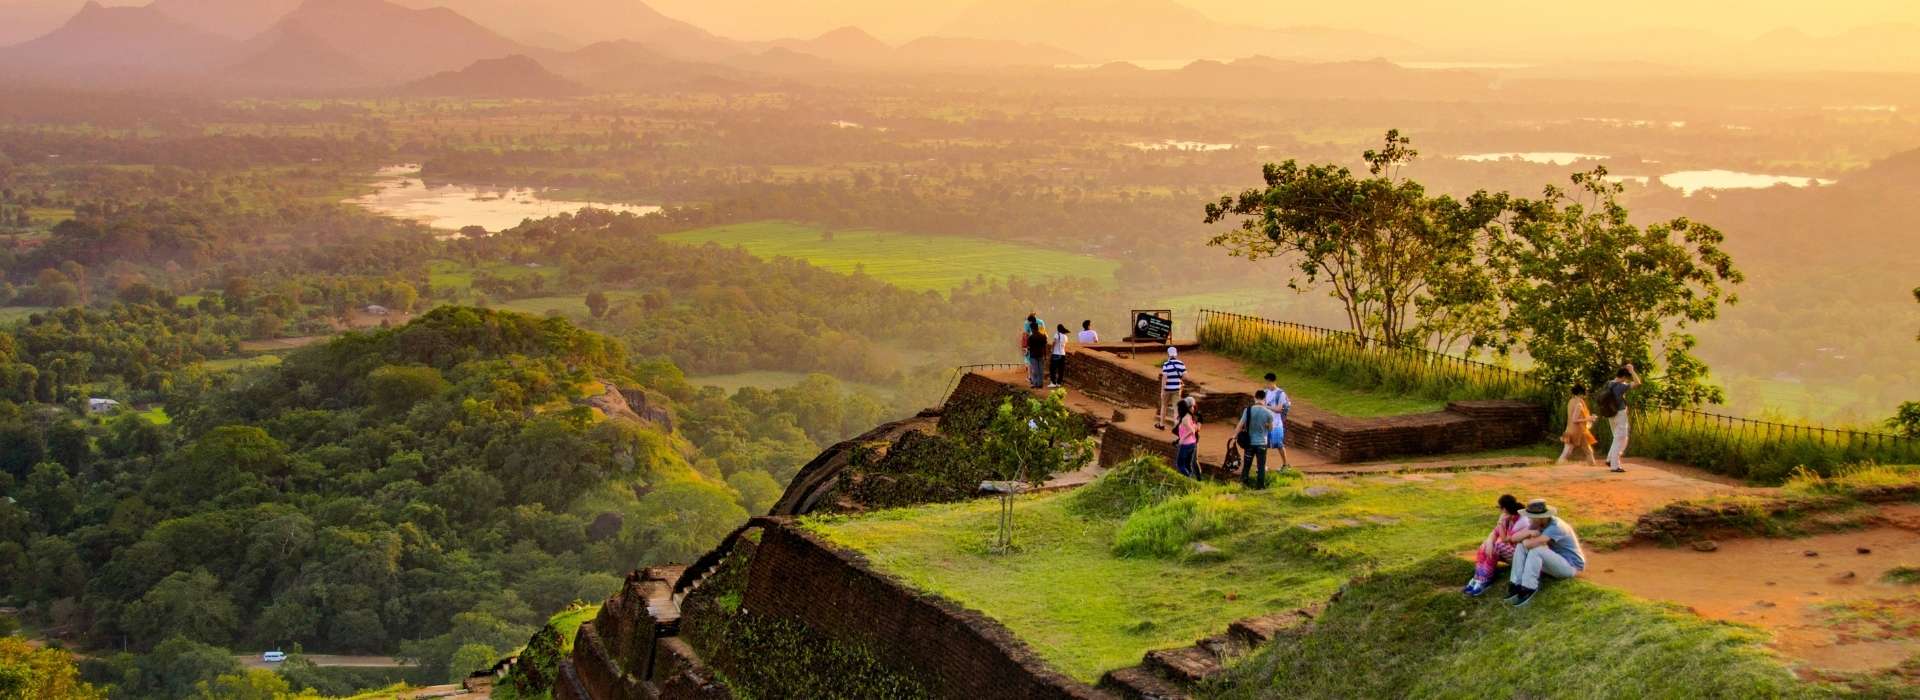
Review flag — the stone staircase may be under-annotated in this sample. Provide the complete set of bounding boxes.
[1097,609,1317,700]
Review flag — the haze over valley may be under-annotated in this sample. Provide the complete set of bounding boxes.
[0,0,1917,697]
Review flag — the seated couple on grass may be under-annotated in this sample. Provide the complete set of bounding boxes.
[1462,496,1586,607]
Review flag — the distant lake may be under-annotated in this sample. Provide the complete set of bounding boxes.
[1128,140,1234,152]
[1657,170,1837,195]
[1455,152,1608,165]
[348,165,661,235]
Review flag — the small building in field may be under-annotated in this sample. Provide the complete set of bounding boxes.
[365,304,391,316]
[87,398,122,414]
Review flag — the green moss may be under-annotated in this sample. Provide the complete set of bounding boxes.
[680,535,927,700]
[1884,567,1920,585]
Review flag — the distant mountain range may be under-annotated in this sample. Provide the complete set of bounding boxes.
[4,0,1917,96]
[938,0,1416,61]
[0,0,1096,94]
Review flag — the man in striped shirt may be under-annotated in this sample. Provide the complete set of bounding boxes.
[1156,347,1187,430]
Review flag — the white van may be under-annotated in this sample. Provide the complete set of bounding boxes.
[262,651,287,663]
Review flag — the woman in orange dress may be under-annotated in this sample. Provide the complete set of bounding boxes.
[1557,385,1598,465]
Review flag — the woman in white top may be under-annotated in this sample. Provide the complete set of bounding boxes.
[1049,324,1070,387]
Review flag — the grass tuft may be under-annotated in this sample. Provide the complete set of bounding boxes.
[1066,455,1198,519]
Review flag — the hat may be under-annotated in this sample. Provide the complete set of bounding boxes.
[1523,499,1557,519]
[1167,347,1179,357]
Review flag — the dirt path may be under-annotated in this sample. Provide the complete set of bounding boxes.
[1588,525,1920,674]
[1462,458,1766,522]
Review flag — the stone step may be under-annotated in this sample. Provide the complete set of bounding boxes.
[1143,644,1225,685]
[1195,633,1248,661]
[1228,608,1316,647]
[1098,666,1192,700]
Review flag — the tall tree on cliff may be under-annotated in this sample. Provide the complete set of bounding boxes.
[1890,286,1920,437]
[1486,169,1742,409]
[1203,130,1507,349]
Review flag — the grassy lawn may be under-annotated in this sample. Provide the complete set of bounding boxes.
[428,259,563,296]
[202,355,283,372]
[136,406,171,425]
[1245,364,1447,417]
[1207,558,1822,699]
[804,464,1525,682]
[0,306,50,325]
[661,221,1120,293]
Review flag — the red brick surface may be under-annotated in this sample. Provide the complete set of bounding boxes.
[740,521,1112,700]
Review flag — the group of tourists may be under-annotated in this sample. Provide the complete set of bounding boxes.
[1464,495,1587,606]
[1558,363,1642,473]
[1021,314,1098,389]
[1155,348,1291,487]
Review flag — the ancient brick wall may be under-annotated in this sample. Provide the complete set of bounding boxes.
[740,521,1109,700]
[1064,349,1163,407]
[1275,400,1547,462]
[946,371,1027,408]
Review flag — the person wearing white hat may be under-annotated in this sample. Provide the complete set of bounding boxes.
[1505,498,1586,607]
[1155,346,1187,430]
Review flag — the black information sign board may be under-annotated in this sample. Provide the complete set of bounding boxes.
[1130,310,1173,343]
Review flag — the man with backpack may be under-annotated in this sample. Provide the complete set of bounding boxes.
[1597,363,1641,473]
[1231,391,1276,489]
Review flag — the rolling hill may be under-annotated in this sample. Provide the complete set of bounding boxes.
[242,0,526,83]
[401,54,586,97]
[0,1,237,82]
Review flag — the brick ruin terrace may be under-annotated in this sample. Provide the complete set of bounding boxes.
[952,342,1549,476]
[530,334,1565,699]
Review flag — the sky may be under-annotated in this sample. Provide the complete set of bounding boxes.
[642,0,1920,43]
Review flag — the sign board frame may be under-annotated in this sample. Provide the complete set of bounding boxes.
[1128,309,1174,344]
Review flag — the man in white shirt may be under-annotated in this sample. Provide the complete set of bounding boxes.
[1078,320,1099,344]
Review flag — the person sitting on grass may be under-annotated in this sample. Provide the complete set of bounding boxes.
[1506,498,1586,607]
[1173,396,1201,478]
[1232,390,1275,489]
[1463,494,1531,596]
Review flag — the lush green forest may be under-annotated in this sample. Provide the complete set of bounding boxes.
[0,67,1915,697]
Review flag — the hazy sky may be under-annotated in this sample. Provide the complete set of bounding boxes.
[645,0,1920,43]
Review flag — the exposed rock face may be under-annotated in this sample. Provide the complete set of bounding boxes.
[618,387,675,433]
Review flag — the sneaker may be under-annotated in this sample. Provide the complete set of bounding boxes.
[1502,584,1526,603]
[1463,580,1487,597]
[1609,466,1627,473]
[1511,588,1537,607]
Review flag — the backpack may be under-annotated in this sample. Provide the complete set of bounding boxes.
[1595,382,1623,418]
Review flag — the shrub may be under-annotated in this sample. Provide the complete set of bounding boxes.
[1066,455,1196,519]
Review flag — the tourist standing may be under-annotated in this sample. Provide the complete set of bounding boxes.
[1173,397,1201,478]
[1557,385,1599,466]
[1156,347,1187,429]
[1049,323,1070,388]
[1078,319,1100,344]
[1232,391,1275,488]
[1506,499,1586,607]
[1025,326,1049,389]
[1262,373,1292,469]
[1600,364,1641,473]
[1020,314,1041,362]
